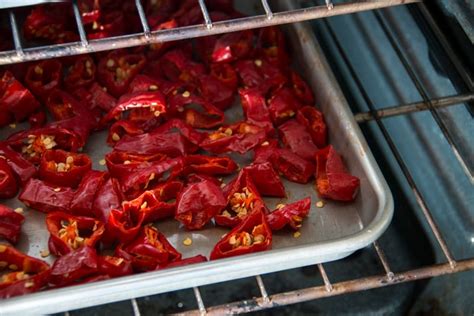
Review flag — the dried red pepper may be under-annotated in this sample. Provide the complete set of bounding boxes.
[25,60,62,102]
[64,56,96,92]
[0,143,37,184]
[257,27,289,68]
[296,106,327,148]
[211,30,253,63]
[171,155,237,179]
[235,58,287,94]
[98,255,133,278]
[39,150,92,188]
[158,254,207,270]
[49,245,98,287]
[290,71,314,104]
[70,170,107,217]
[86,11,125,40]
[0,205,25,244]
[278,119,318,161]
[315,146,360,201]
[19,178,75,213]
[0,158,19,199]
[0,244,50,298]
[210,207,272,260]
[73,82,117,114]
[271,148,315,184]
[46,212,105,256]
[243,162,286,198]
[92,177,123,222]
[267,87,301,126]
[239,87,274,133]
[105,151,166,182]
[28,111,47,129]
[266,197,311,231]
[175,176,227,230]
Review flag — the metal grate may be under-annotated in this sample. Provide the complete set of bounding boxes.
[1,0,472,314]
[0,0,421,65]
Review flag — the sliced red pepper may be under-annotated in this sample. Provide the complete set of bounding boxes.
[0,205,25,244]
[78,0,100,25]
[73,82,117,114]
[243,162,286,198]
[290,71,314,104]
[147,19,179,58]
[97,51,146,97]
[266,197,311,231]
[210,207,272,260]
[92,177,122,222]
[175,176,227,230]
[201,122,267,154]
[171,155,237,179]
[271,148,315,184]
[210,63,238,91]
[198,73,235,111]
[64,56,96,92]
[153,119,205,147]
[0,143,37,184]
[211,30,253,63]
[257,27,289,68]
[215,171,266,228]
[49,245,98,287]
[315,146,360,201]
[296,106,327,148]
[239,87,274,133]
[106,120,144,146]
[128,74,179,96]
[103,207,143,246]
[39,150,92,188]
[0,244,50,298]
[28,111,47,129]
[278,119,318,160]
[235,58,287,94]
[267,87,301,126]
[0,71,41,123]
[157,254,207,270]
[25,60,62,102]
[86,11,125,40]
[70,170,107,217]
[116,225,181,272]
[0,158,19,199]
[46,212,105,256]
[105,150,166,182]
[158,48,205,85]
[98,255,133,278]
[253,139,279,164]
[19,178,75,213]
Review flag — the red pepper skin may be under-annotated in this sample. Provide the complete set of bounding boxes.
[157,254,207,270]
[267,87,301,126]
[70,170,107,217]
[97,51,146,97]
[93,177,122,222]
[49,246,98,287]
[243,162,286,198]
[46,212,105,256]
[73,82,117,114]
[296,106,327,148]
[86,11,125,40]
[128,74,179,96]
[106,120,144,146]
[210,63,238,91]
[0,158,19,199]
[146,19,179,58]
[210,207,272,260]
[0,71,41,122]
[116,225,182,272]
[0,110,13,127]
[266,197,311,231]
[199,72,236,110]
[253,139,279,164]
[0,205,25,244]
[64,56,96,92]
[0,244,50,299]
[98,255,133,277]
[0,143,37,184]
[105,151,166,182]
[239,87,274,133]
[257,27,289,69]
[19,178,75,213]
[28,111,47,128]
[25,60,62,102]
[271,148,315,184]
[315,146,360,201]
[103,207,143,246]
[235,59,287,94]
[78,0,100,25]
[154,119,205,147]
[171,155,238,179]
[201,122,267,154]
[290,71,314,104]
[278,119,319,161]
[175,177,227,230]
[39,150,92,188]
[211,30,253,63]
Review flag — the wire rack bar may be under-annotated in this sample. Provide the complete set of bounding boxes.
[0,0,420,65]
[182,258,474,315]
[317,264,333,292]
[193,287,207,315]
[260,0,274,19]
[131,298,141,316]
[135,0,151,37]
[255,275,270,303]
[8,11,23,55]
[354,93,474,122]
[374,11,473,183]
[198,0,213,29]
[72,0,88,46]
[373,241,394,280]
[322,18,458,267]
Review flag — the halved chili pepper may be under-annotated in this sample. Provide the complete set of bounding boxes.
[25,60,62,102]
[235,58,287,94]
[116,225,181,272]
[315,146,360,201]
[49,245,98,287]
[28,111,47,129]
[211,30,253,63]
[86,11,125,40]
[0,205,25,244]
[198,73,235,111]
[73,82,117,114]
[278,119,318,161]
[267,87,301,126]
[64,56,96,92]
[105,150,166,182]
[153,119,205,147]
[70,170,107,217]
[210,207,272,260]
[271,148,315,184]
[0,158,19,199]
[103,207,143,246]
[296,106,327,148]
[175,176,227,230]
[0,244,50,298]
[210,63,238,91]
[98,255,133,278]
[158,48,205,85]
[46,212,105,256]
[92,177,122,222]
[19,178,75,213]
[243,162,286,198]
[0,71,41,123]
[257,26,289,69]
[253,139,279,164]
[266,197,311,231]
[215,171,266,228]
[97,51,146,97]
[39,150,92,188]
[171,155,238,179]
[201,121,267,154]
[127,74,179,96]
[0,143,37,184]
[157,254,207,270]
[290,71,314,105]
[239,87,274,133]
[106,120,145,145]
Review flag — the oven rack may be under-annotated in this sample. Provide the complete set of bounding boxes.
[0,0,421,65]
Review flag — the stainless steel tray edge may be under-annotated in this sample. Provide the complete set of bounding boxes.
[0,4,393,314]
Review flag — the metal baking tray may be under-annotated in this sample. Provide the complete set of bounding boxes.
[0,1,393,314]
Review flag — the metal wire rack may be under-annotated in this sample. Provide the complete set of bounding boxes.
[1,0,473,314]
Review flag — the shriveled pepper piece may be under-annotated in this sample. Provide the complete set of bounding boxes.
[266,197,311,231]
[116,225,182,272]
[0,158,19,199]
[243,162,285,198]
[210,207,272,260]
[49,245,98,287]
[211,30,253,63]
[39,150,92,188]
[239,87,274,133]
[105,150,166,183]
[46,89,95,122]
[315,146,360,201]
[19,178,74,213]
[46,212,105,256]
[0,143,37,184]
[157,254,207,270]
[0,244,50,298]
[267,87,301,126]
[171,155,238,179]
[92,177,122,222]
[98,255,133,278]
[257,27,289,68]
[25,60,62,102]
[278,119,318,161]
[290,71,314,104]
[0,205,25,244]
[175,176,227,230]
[64,56,96,92]
[271,148,315,184]
[296,106,327,148]
[70,170,107,217]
